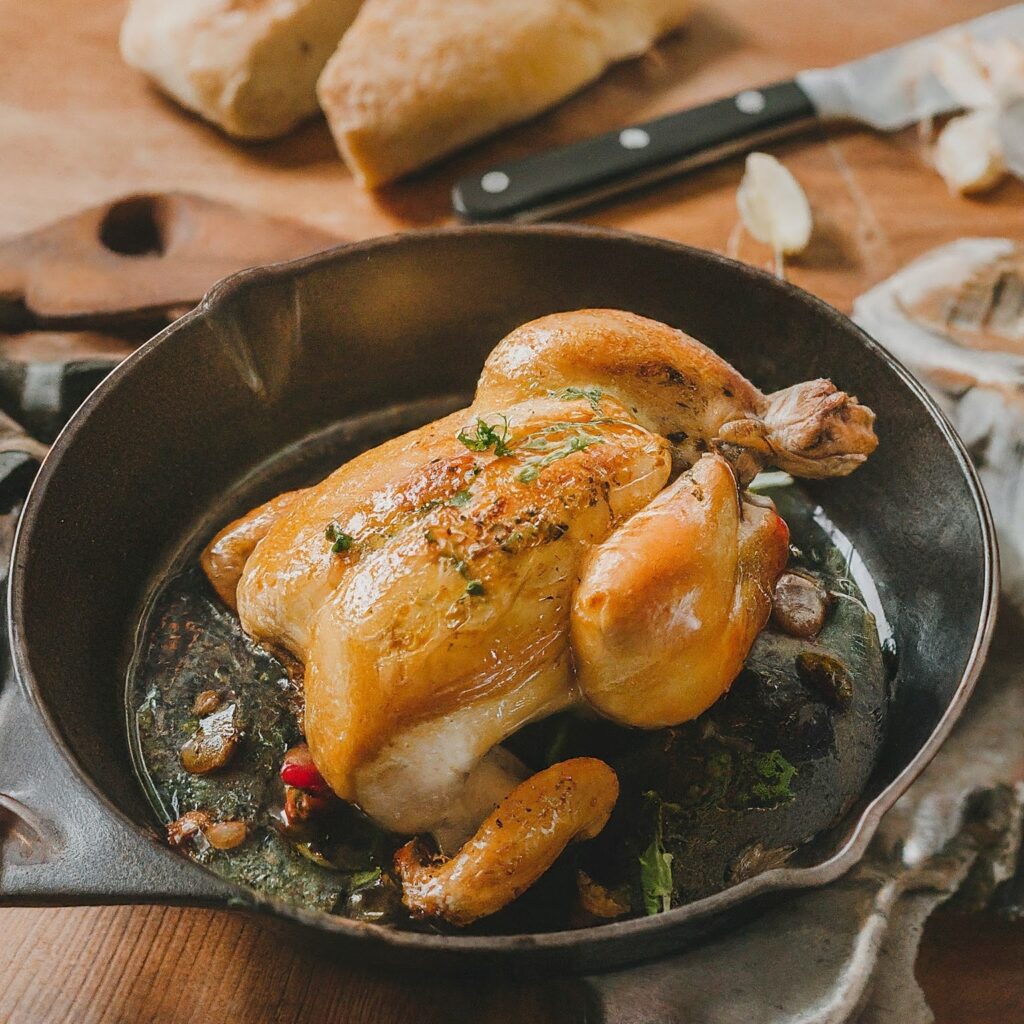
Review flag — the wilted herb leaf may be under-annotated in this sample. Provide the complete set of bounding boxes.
[325,522,355,553]
[457,416,511,457]
[556,386,605,410]
[749,750,797,805]
[639,791,674,915]
[349,867,382,889]
[516,428,604,484]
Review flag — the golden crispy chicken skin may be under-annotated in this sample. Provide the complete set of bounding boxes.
[201,309,877,925]
[395,758,619,926]
[573,454,790,728]
[476,308,877,481]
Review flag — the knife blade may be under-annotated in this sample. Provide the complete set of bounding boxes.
[452,4,1024,223]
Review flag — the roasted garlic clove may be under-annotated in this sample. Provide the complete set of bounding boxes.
[204,820,249,850]
[179,702,241,774]
[772,571,831,638]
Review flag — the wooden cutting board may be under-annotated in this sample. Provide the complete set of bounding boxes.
[0,192,339,325]
[1,1,1023,1022]
[2,0,1023,314]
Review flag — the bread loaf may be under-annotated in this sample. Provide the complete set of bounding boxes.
[121,0,363,140]
[316,0,694,187]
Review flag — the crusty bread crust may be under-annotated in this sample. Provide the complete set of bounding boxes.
[121,0,363,140]
[316,0,694,186]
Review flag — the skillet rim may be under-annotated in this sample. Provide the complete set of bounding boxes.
[7,223,999,959]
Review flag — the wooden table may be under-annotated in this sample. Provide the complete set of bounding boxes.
[1,0,1022,1020]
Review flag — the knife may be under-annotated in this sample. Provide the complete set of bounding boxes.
[452,4,1024,223]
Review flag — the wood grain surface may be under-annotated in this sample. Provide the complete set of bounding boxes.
[1,0,1023,1021]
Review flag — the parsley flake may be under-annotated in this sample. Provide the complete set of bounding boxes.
[457,416,512,457]
[556,385,604,410]
[516,428,604,484]
[749,750,797,805]
[325,522,354,553]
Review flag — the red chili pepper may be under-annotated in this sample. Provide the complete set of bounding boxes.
[280,743,329,794]
[281,761,328,792]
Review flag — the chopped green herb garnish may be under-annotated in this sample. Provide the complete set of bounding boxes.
[749,750,797,805]
[423,529,438,545]
[325,522,354,553]
[522,436,554,452]
[556,385,604,410]
[457,416,512,457]
[449,488,473,507]
[465,579,485,596]
[639,791,674,915]
[516,428,604,484]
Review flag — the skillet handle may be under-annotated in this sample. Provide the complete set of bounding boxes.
[0,414,236,908]
[0,660,237,908]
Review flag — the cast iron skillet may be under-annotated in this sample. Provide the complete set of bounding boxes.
[0,226,997,987]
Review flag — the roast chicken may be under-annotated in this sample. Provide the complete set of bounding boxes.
[202,309,877,924]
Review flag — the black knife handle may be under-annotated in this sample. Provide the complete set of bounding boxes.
[452,79,817,222]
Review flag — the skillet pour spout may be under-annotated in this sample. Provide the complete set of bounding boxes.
[0,226,997,980]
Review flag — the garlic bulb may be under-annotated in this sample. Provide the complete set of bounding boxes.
[926,32,1024,195]
[932,33,1024,109]
[736,153,813,256]
[934,108,1006,194]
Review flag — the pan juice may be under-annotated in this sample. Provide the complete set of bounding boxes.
[126,399,891,934]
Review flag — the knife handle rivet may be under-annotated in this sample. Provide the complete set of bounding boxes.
[735,90,767,115]
[618,128,651,150]
[480,171,511,194]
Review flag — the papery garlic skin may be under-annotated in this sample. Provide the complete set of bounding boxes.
[736,153,813,256]
[932,32,1024,110]
[998,98,1024,181]
[934,109,1007,195]
[979,38,1024,105]
[933,32,1001,110]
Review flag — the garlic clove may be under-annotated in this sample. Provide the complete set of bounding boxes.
[932,32,999,110]
[736,152,813,256]
[934,109,1007,195]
